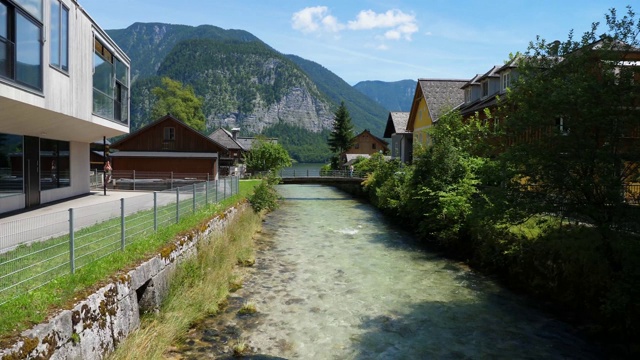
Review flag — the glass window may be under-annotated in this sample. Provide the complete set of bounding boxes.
[40,138,69,190]
[50,0,67,71]
[60,4,67,69]
[15,12,42,89]
[0,3,7,38]
[0,133,24,197]
[49,0,58,67]
[14,0,42,21]
[164,127,175,140]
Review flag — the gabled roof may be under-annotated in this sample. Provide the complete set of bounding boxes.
[208,128,244,151]
[355,129,389,146]
[477,65,501,82]
[383,112,410,138]
[407,79,466,130]
[461,74,482,89]
[111,114,228,151]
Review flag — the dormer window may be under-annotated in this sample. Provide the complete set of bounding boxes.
[502,71,511,91]
[464,88,471,102]
[481,81,489,97]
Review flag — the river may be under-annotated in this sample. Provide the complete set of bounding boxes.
[168,184,600,359]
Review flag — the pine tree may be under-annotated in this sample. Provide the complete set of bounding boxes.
[327,101,355,169]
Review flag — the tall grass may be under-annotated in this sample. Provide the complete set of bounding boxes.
[108,206,261,360]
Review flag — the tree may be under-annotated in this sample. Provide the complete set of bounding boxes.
[407,110,488,245]
[499,7,640,244]
[244,137,292,172]
[151,77,206,132]
[327,101,355,169]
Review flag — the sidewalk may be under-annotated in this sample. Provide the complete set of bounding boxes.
[0,190,148,225]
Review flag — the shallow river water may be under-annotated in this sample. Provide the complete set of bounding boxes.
[169,184,600,359]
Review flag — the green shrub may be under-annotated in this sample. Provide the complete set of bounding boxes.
[248,174,280,213]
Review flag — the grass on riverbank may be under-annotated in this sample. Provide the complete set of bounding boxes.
[108,200,262,360]
[0,180,260,345]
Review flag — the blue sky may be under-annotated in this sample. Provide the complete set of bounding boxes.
[79,0,634,85]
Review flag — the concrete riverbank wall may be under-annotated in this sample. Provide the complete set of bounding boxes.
[0,203,247,360]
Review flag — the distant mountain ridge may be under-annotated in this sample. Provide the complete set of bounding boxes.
[106,23,388,139]
[353,79,417,112]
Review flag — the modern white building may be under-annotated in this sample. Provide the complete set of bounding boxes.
[1,0,130,214]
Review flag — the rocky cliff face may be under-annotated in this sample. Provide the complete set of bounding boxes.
[212,86,334,133]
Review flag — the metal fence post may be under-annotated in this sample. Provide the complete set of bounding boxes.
[224,178,227,199]
[193,184,197,213]
[69,208,75,274]
[171,172,174,189]
[215,179,218,203]
[133,170,136,191]
[205,181,209,205]
[154,191,158,232]
[176,188,180,223]
[121,198,125,250]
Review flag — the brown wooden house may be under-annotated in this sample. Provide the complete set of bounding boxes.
[110,115,225,178]
[341,129,389,166]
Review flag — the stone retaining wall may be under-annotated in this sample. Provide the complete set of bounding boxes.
[0,203,247,360]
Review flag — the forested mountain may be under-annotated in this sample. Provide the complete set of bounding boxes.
[353,79,417,112]
[106,23,389,161]
[107,23,262,81]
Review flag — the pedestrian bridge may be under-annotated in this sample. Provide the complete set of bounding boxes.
[275,169,365,185]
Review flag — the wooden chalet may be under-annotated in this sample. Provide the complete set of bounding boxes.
[110,115,225,178]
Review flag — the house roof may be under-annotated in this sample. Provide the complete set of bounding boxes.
[208,128,244,151]
[344,153,391,165]
[355,129,389,146]
[235,137,278,151]
[461,74,482,89]
[383,112,410,138]
[477,65,501,82]
[111,114,228,151]
[408,79,466,130]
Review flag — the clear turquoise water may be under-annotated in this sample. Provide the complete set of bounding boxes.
[175,184,600,359]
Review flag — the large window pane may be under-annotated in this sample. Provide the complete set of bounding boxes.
[14,0,42,21]
[0,133,24,196]
[93,88,114,119]
[16,13,42,89]
[115,58,127,85]
[49,0,59,68]
[40,138,70,190]
[93,52,113,96]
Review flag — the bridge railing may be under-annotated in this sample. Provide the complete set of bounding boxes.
[269,169,365,179]
[250,169,365,179]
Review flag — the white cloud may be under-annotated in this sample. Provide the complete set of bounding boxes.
[292,7,418,49]
[348,9,414,30]
[292,6,344,33]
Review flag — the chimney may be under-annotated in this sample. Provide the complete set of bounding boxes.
[231,128,240,140]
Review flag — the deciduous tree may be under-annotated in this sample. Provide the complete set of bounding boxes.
[245,137,292,172]
[151,77,206,132]
[499,7,640,242]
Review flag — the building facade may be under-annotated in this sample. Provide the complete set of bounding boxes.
[1,0,130,214]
